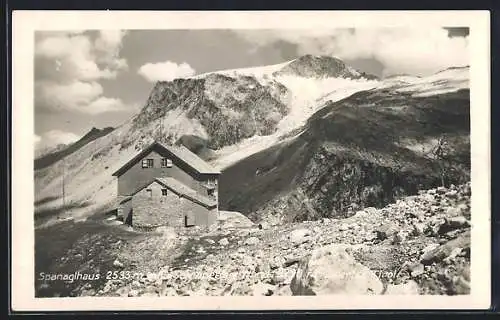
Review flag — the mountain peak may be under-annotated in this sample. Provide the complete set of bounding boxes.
[274,55,378,80]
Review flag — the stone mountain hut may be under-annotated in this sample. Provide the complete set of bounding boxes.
[111,141,221,229]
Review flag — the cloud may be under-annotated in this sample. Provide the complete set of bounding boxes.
[233,28,469,76]
[37,81,103,109]
[138,61,196,82]
[36,80,128,114]
[94,30,129,70]
[35,30,130,114]
[35,32,124,81]
[35,130,80,151]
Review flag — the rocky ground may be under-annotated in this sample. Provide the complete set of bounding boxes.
[82,183,470,297]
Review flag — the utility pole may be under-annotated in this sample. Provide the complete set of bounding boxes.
[62,156,65,212]
[160,114,164,143]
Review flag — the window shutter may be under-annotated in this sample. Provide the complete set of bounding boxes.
[142,159,148,168]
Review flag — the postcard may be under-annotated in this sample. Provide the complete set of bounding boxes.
[11,10,491,311]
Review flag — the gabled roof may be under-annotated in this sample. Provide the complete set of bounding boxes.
[112,141,220,177]
[155,177,217,209]
[103,196,132,214]
[128,177,217,209]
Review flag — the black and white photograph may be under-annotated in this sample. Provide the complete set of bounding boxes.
[11,11,490,311]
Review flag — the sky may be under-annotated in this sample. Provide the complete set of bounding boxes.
[34,27,469,151]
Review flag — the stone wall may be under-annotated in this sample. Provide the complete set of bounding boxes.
[131,180,217,228]
[183,199,218,226]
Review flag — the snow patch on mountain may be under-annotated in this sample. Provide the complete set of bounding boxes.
[212,76,380,169]
[194,61,293,80]
[275,76,379,132]
[379,66,469,97]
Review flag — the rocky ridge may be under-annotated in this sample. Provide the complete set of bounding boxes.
[132,74,290,150]
[273,55,378,80]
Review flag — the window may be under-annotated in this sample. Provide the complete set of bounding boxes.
[161,158,173,168]
[206,179,217,188]
[146,188,152,198]
[162,189,168,196]
[142,159,154,168]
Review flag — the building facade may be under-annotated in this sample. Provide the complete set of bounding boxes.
[112,141,220,228]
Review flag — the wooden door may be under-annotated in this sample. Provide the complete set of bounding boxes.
[184,214,195,227]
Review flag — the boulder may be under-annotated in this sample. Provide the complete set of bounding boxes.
[289,229,311,245]
[271,267,296,285]
[421,231,470,265]
[445,190,458,199]
[252,283,275,296]
[446,216,470,228]
[219,238,229,246]
[290,244,383,295]
[443,247,464,264]
[374,223,399,241]
[80,289,96,296]
[438,216,470,235]
[269,256,285,270]
[408,263,425,278]
[112,259,124,268]
[283,256,303,268]
[115,286,129,297]
[146,272,158,282]
[128,289,140,297]
[437,187,447,194]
